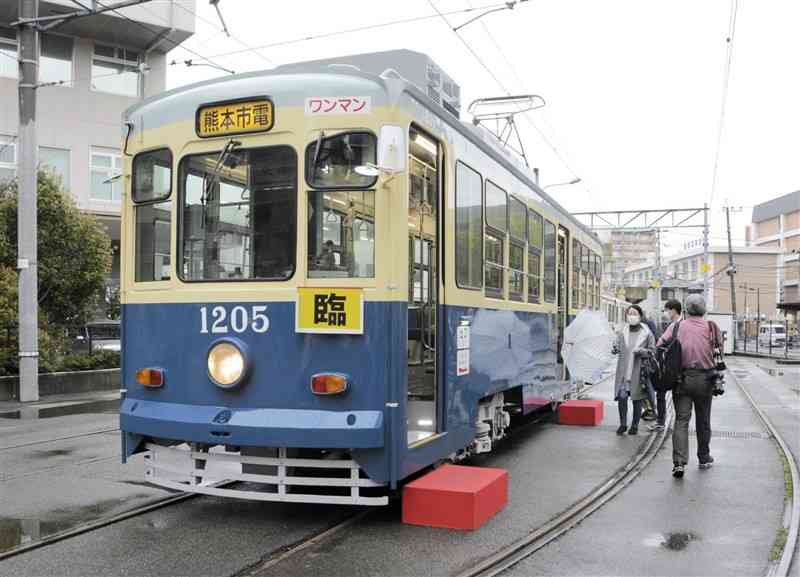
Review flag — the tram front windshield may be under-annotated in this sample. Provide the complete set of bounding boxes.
[180,145,297,281]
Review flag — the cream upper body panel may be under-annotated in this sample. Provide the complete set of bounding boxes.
[121,66,600,307]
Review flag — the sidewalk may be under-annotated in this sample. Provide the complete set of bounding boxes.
[506,365,788,577]
[728,356,800,576]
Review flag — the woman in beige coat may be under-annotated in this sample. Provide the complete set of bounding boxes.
[613,305,656,435]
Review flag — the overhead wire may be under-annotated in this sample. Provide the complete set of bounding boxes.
[68,0,233,74]
[708,0,739,208]
[194,1,520,61]
[428,0,587,195]
[160,1,274,66]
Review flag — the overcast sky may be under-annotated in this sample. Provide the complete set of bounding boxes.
[164,0,799,255]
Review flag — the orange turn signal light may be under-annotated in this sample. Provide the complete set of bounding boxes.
[311,373,348,395]
[136,368,164,388]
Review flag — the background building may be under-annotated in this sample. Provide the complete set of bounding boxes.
[600,229,659,290]
[620,245,783,321]
[0,0,195,292]
[747,190,800,325]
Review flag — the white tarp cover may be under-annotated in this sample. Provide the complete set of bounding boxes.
[562,310,616,383]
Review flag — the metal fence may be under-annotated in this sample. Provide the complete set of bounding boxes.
[0,322,120,354]
[734,318,798,359]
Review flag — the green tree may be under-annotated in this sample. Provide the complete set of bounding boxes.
[0,170,112,326]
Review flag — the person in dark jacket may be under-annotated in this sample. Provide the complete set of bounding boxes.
[640,310,661,422]
[647,299,682,431]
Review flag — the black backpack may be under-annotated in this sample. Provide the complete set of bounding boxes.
[655,321,683,391]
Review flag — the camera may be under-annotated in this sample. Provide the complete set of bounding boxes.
[711,372,725,396]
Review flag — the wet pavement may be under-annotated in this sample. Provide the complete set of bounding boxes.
[244,377,650,577]
[0,392,171,557]
[505,361,788,577]
[0,364,793,577]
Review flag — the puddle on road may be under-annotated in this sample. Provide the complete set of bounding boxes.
[30,448,74,459]
[663,532,697,550]
[0,494,152,554]
[0,399,119,420]
[643,531,699,551]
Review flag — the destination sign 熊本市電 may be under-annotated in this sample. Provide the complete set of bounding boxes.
[196,98,274,137]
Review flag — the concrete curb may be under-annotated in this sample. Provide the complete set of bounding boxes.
[0,368,120,401]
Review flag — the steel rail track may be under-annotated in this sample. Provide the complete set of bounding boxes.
[729,369,799,577]
[453,401,675,577]
[0,427,120,452]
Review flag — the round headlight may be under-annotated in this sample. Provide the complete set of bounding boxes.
[207,341,246,388]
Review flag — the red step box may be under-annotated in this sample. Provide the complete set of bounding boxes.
[402,464,508,530]
[558,399,604,426]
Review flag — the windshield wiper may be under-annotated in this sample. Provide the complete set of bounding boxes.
[200,139,241,228]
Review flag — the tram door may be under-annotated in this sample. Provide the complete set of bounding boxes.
[556,227,570,379]
[406,127,440,446]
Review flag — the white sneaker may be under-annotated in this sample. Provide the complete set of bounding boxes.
[647,423,665,432]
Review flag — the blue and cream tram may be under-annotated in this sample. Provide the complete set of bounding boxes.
[119,50,604,505]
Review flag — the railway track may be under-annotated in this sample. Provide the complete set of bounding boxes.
[452,402,675,577]
[0,488,195,561]
[238,396,671,577]
[12,370,791,577]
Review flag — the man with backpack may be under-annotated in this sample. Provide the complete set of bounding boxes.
[657,294,723,479]
[647,299,682,432]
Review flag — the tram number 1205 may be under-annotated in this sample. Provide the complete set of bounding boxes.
[200,305,270,334]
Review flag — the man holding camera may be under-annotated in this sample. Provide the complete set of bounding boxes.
[657,294,724,479]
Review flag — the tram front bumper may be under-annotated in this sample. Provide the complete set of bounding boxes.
[120,398,384,459]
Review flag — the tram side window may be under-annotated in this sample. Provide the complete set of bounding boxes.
[543,220,556,302]
[307,190,375,278]
[528,251,541,302]
[179,145,297,281]
[595,254,602,309]
[572,239,580,308]
[455,162,482,289]
[135,202,171,282]
[508,197,526,301]
[485,181,507,298]
[133,149,172,282]
[580,243,588,309]
[527,208,542,303]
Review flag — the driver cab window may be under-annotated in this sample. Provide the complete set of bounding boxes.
[306,132,376,278]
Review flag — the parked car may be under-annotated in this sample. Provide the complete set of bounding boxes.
[75,321,120,353]
[757,323,787,349]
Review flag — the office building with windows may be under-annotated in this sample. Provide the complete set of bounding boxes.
[747,190,800,325]
[0,0,195,288]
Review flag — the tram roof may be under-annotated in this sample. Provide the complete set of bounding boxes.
[126,50,599,243]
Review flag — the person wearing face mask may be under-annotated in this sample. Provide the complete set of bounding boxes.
[612,305,656,435]
[646,299,683,432]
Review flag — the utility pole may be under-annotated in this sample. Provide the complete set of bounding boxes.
[16,0,39,402]
[725,205,737,321]
[757,287,760,322]
[702,203,709,301]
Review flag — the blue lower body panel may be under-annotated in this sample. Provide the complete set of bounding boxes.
[120,398,384,450]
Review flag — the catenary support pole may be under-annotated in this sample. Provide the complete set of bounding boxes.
[16,0,39,402]
[725,205,737,322]
[703,203,709,301]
